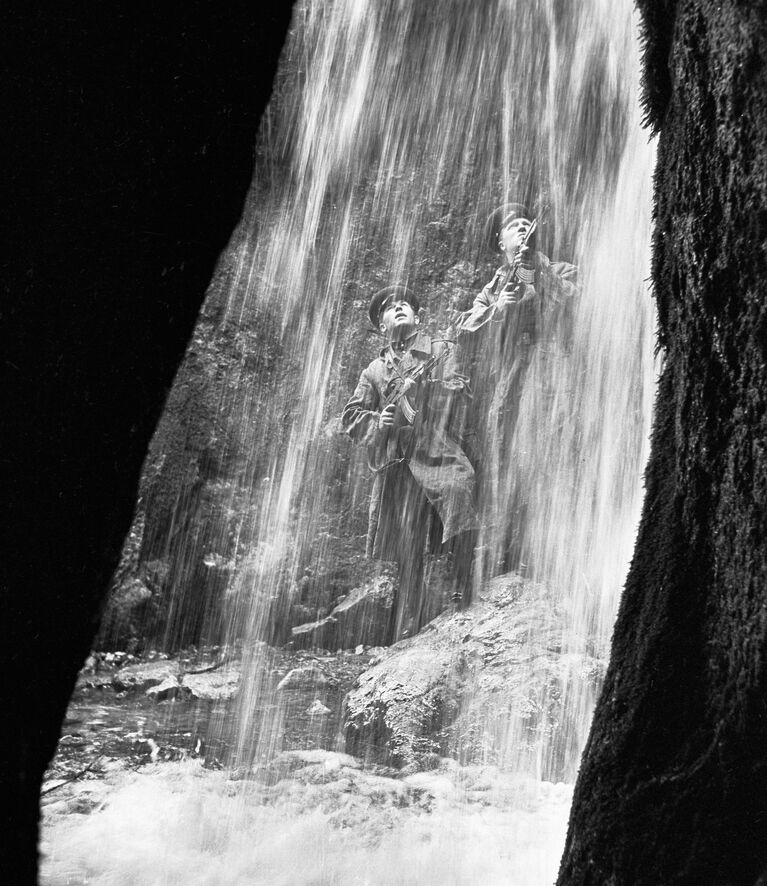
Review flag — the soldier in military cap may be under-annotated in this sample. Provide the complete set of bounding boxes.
[342,285,478,640]
[458,202,577,335]
[456,202,578,574]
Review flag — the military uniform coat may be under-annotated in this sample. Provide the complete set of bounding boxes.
[454,251,578,571]
[342,332,477,562]
[457,251,577,338]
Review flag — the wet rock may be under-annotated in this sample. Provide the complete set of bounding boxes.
[181,666,241,701]
[276,665,331,691]
[98,576,153,650]
[251,748,363,785]
[290,569,397,651]
[290,616,338,650]
[50,780,111,816]
[306,699,331,716]
[344,572,606,778]
[112,660,179,692]
[145,676,183,701]
[283,748,362,771]
[77,669,119,691]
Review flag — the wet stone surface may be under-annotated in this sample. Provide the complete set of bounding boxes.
[45,645,376,797]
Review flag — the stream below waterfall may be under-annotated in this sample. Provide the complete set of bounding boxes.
[41,651,572,886]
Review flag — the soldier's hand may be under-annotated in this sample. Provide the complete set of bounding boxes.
[497,283,522,310]
[400,377,417,395]
[378,403,397,429]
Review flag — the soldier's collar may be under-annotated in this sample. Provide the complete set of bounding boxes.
[381,331,432,358]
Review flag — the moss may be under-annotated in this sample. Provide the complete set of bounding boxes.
[560,2,767,882]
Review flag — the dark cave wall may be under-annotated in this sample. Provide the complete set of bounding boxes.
[559,2,767,883]
[1,5,294,882]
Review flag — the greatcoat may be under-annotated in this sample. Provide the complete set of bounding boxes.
[455,250,578,570]
[456,250,578,432]
[342,332,477,563]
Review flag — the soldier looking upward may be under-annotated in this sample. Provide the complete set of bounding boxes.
[342,285,478,640]
[457,202,578,575]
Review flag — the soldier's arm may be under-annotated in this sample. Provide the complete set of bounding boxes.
[435,341,471,393]
[538,260,579,348]
[456,274,499,334]
[547,260,578,302]
[420,342,472,422]
[457,267,530,334]
[341,369,388,444]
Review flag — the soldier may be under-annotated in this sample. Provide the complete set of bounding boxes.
[458,202,577,337]
[457,203,578,574]
[342,285,478,640]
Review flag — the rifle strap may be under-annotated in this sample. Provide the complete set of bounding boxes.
[400,396,417,424]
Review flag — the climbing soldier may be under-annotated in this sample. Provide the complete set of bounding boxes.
[342,285,478,641]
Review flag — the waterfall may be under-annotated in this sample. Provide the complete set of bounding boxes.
[215,0,654,778]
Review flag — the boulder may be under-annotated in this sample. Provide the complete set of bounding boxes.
[145,676,183,701]
[290,616,338,650]
[344,573,605,779]
[250,748,374,787]
[76,669,118,691]
[276,665,331,691]
[180,666,241,701]
[112,660,179,692]
[305,699,331,717]
[290,568,397,650]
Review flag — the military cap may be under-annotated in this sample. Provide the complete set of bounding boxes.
[484,202,533,253]
[368,284,420,328]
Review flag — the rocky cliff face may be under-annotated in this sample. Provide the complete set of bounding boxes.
[99,239,483,651]
[98,113,497,651]
[101,0,634,658]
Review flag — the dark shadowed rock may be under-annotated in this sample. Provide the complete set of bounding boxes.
[344,573,604,776]
[98,578,153,651]
[291,568,397,650]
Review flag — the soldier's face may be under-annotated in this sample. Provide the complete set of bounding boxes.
[499,217,532,256]
[380,300,418,337]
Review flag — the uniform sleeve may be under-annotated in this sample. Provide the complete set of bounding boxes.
[546,261,578,302]
[434,341,471,393]
[457,267,533,334]
[341,368,381,446]
[421,342,472,422]
[456,275,501,334]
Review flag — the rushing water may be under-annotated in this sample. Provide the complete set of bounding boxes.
[43,0,655,881]
[224,0,655,776]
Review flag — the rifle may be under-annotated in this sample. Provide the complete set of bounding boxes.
[484,216,541,302]
[511,216,538,272]
[367,344,452,473]
[501,216,539,289]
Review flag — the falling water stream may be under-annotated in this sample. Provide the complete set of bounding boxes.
[42,1,655,883]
